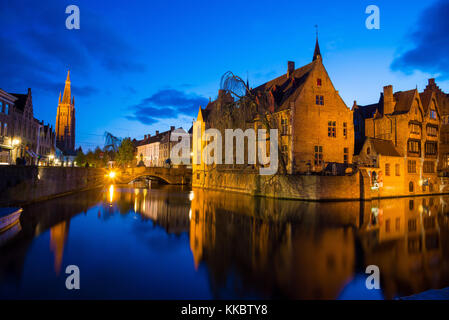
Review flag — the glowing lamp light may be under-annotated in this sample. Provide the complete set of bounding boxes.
[12,138,20,146]
[108,171,116,179]
[189,191,194,201]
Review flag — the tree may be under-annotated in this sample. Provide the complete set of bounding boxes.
[116,138,135,167]
[75,148,86,167]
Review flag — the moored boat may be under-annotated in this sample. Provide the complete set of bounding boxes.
[0,207,23,233]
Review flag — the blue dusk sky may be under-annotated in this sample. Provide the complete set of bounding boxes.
[1,0,448,151]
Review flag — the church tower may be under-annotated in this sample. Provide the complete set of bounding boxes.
[56,70,76,154]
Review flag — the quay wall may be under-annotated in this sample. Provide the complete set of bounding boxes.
[192,168,449,201]
[0,166,107,206]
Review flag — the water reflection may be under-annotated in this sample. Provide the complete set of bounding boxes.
[0,185,449,299]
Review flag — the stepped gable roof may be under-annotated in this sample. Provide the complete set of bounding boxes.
[10,93,28,112]
[251,61,316,112]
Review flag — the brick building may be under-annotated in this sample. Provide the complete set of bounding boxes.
[194,37,354,178]
[354,84,441,195]
[0,89,16,164]
[421,79,449,173]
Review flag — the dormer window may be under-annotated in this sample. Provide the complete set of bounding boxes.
[430,110,437,119]
[317,78,322,86]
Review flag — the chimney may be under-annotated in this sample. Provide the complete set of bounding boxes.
[383,85,394,115]
[144,134,147,139]
[156,130,159,135]
[429,78,435,86]
[170,126,175,131]
[287,61,295,77]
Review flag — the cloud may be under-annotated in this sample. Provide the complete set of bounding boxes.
[0,0,145,93]
[391,0,449,79]
[127,89,208,125]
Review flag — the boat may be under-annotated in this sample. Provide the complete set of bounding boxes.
[0,207,23,233]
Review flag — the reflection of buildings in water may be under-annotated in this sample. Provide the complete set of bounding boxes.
[0,189,102,286]
[360,196,449,299]
[49,220,70,275]
[127,187,190,235]
[189,188,358,299]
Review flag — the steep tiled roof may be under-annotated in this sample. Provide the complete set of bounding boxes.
[392,89,416,115]
[370,138,401,157]
[356,103,380,119]
[419,91,432,114]
[251,60,316,112]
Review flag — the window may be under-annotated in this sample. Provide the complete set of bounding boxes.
[316,95,324,105]
[425,141,437,155]
[396,218,400,231]
[407,140,420,154]
[423,161,435,173]
[281,118,288,135]
[410,123,421,134]
[281,145,288,153]
[408,160,416,173]
[385,219,390,233]
[395,164,400,176]
[409,181,414,193]
[366,147,370,155]
[328,121,336,137]
[408,219,417,232]
[385,163,390,176]
[343,122,347,138]
[430,110,437,119]
[426,125,438,136]
[314,146,323,166]
[344,148,348,164]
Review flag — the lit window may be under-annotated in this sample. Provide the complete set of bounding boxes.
[314,146,323,166]
[385,163,390,176]
[328,121,336,138]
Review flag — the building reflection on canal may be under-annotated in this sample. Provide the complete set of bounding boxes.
[0,185,449,299]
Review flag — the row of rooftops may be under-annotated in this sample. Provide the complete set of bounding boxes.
[0,87,55,137]
[134,125,193,147]
[353,79,449,119]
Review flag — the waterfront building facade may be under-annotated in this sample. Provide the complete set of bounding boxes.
[0,89,17,164]
[9,88,40,164]
[193,38,354,184]
[354,84,441,196]
[421,79,449,173]
[136,132,162,167]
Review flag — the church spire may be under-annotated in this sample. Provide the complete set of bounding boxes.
[62,70,71,104]
[58,91,61,103]
[312,25,322,61]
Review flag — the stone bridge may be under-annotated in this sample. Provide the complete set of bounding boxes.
[115,166,191,185]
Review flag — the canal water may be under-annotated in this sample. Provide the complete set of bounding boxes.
[1,185,449,299]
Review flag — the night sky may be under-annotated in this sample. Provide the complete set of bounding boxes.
[1,0,448,151]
